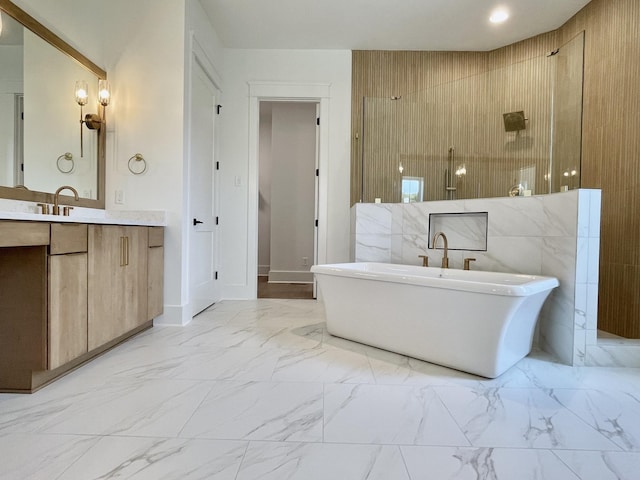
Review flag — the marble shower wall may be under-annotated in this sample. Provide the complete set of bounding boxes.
[350,189,601,366]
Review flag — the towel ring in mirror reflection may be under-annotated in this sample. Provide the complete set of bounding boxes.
[128,153,147,175]
[56,152,74,173]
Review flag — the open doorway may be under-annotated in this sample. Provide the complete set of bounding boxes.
[258,101,318,299]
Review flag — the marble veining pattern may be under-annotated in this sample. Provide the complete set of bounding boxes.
[1,299,640,479]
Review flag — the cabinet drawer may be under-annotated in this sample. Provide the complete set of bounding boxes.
[0,221,49,247]
[50,223,88,255]
[148,227,164,247]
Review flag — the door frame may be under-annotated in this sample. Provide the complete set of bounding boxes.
[248,82,330,298]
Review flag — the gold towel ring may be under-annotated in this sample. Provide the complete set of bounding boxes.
[128,153,147,175]
[56,152,74,173]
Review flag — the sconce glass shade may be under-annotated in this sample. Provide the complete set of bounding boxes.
[98,80,110,107]
[75,80,88,106]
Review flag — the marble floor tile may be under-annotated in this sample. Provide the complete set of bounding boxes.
[41,378,213,437]
[0,433,99,480]
[367,347,537,388]
[56,436,248,480]
[435,385,621,450]
[324,383,469,446]
[553,389,640,451]
[130,315,237,347]
[574,367,640,395]
[180,323,323,350]
[402,445,580,480]
[74,344,280,382]
[0,375,108,434]
[180,381,323,442]
[321,329,385,355]
[271,345,376,384]
[553,450,640,480]
[210,299,324,323]
[512,352,593,390]
[236,441,410,480]
[2,298,640,480]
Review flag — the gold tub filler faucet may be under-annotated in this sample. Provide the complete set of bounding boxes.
[432,231,449,268]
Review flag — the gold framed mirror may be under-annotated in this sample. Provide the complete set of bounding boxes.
[0,0,106,208]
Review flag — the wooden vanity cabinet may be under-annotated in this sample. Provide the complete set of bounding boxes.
[0,220,164,393]
[48,224,88,370]
[87,225,149,350]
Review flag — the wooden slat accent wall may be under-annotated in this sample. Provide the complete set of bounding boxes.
[557,0,640,338]
[351,0,640,338]
[352,31,561,204]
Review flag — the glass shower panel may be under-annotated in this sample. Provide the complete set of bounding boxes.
[551,31,585,192]
[360,38,583,203]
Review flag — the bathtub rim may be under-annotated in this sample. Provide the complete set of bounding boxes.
[311,262,559,297]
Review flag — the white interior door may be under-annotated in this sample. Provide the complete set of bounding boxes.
[189,59,220,315]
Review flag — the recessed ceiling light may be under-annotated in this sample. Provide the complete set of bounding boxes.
[489,8,509,24]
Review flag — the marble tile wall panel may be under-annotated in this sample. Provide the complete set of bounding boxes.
[578,190,637,368]
[353,234,392,263]
[402,201,464,235]
[354,203,392,235]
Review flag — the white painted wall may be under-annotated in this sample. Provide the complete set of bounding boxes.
[104,0,187,323]
[105,0,225,324]
[269,102,317,282]
[13,0,105,67]
[220,49,352,298]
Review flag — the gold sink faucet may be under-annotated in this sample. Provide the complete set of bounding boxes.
[53,185,79,215]
[432,231,449,268]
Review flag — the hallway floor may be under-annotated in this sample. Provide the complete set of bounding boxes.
[1,299,639,479]
[257,276,314,299]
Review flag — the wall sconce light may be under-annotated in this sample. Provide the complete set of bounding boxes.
[75,79,110,157]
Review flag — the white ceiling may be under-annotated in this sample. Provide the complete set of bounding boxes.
[200,0,591,51]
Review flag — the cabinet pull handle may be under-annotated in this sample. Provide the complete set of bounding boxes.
[120,236,125,266]
[125,236,129,266]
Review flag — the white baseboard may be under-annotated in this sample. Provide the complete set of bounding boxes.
[258,264,270,276]
[268,270,314,284]
[153,304,193,326]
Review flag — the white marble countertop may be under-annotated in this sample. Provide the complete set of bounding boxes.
[0,209,167,226]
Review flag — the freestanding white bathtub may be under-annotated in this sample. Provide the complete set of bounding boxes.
[311,262,559,378]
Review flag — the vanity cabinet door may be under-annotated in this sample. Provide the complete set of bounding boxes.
[48,223,88,370]
[48,253,88,369]
[87,225,148,350]
[147,227,164,320]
